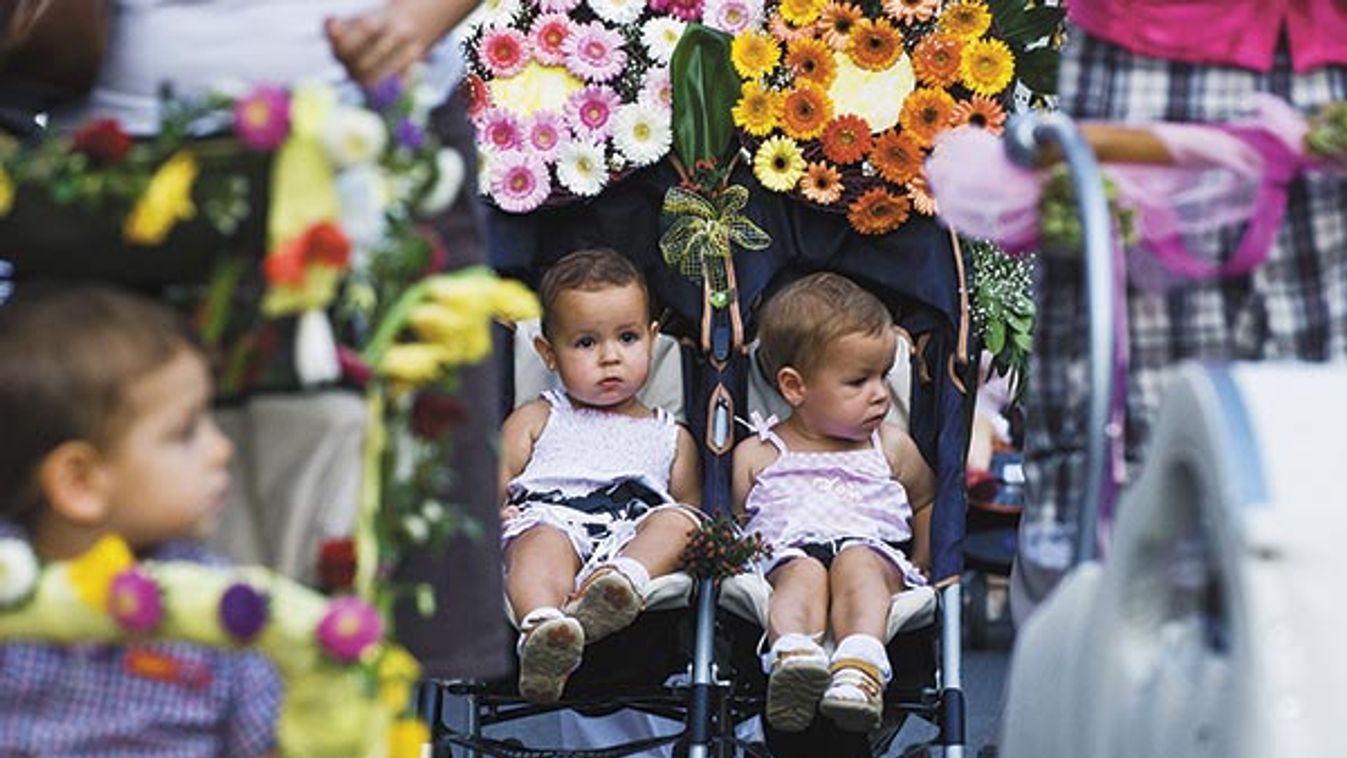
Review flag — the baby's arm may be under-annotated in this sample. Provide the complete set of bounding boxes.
[498,399,550,520]
[668,425,703,507]
[882,423,936,575]
[731,435,776,524]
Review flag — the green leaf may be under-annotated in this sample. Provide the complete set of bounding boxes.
[986,0,1025,29]
[1005,311,1032,332]
[1018,47,1061,96]
[670,24,740,167]
[1001,6,1065,45]
[986,319,1006,354]
[1012,330,1034,351]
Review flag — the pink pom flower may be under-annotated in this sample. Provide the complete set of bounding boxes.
[565,85,621,140]
[529,14,572,66]
[538,0,581,12]
[316,596,383,663]
[233,86,291,151]
[526,111,565,162]
[481,27,531,78]
[477,107,524,151]
[651,0,704,20]
[640,66,674,112]
[563,22,627,83]
[108,568,164,633]
[704,0,761,34]
[490,153,552,213]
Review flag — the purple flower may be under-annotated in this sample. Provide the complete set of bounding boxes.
[395,118,426,151]
[219,583,270,642]
[108,568,163,633]
[366,75,404,112]
[233,85,291,151]
[316,596,383,663]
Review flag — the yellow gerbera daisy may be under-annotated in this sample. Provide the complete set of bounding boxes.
[960,37,1015,96]
[732,80,784,137]
[938,1,992,40]
[780,0,826,27]
[753,135,807,193]
[731,31,783,80]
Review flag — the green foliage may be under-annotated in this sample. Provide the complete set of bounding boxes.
[670,24,741,171]
[1038,165,1137,254]
[986,0,1066,100]
[966,238,1035,398]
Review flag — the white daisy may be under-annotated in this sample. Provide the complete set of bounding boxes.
[322,106,387,167]
[641,17,687,66]
[0,538,39,609]
[588,0,645,25]
[556,140,608,197]
[611,102,671,167]
[469,0,522,29]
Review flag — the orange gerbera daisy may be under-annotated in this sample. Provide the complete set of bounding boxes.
[848,187,911,235]
[883,0,939,25]
[847,17,903,71]
[801,161,844,205]
[818,2,863,50]
[769,11,818,44]
[909,174,938,215]
[869,129,923,184]
[950,94,1007,134]
[912,33,964,87]
[786,37,837,88]
[900,87,956,146]
[782,84,832,140]
[819,114,872,164]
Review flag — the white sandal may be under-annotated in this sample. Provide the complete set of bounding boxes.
[517,612,584,703]
[818,658,885,732]
[765,647,831,732]
[562,566,643,644]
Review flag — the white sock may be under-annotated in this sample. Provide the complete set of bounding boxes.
[605,556,651,595]
[832,634,892,684]
[761,632,826,674]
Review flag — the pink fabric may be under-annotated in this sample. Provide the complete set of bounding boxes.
[742,421,925,587]
[1068,0,1347,74]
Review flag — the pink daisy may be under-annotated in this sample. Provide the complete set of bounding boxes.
[565,85,621,140]
[640,67,673,111]
[704,0,762,34]
[481,27,530,78]
[563,22,627,82]
[526,111,565,161]
[538,0,581,11]
[476,106,524,151]
[490,152,552,212]
[658,0,704,21]
[529,14,573,66]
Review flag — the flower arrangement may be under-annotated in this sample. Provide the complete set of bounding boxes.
[460,0,721,211]
[965,238,1033,397]
[678,514,773,583]
[0,534,425,758]
[729,0,1062,235]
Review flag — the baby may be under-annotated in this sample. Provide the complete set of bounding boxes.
[733,272,934,733]
[499,248,702,702]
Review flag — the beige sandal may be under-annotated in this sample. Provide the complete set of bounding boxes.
[818,658,885,732]
[562,566,643,644]
[517,615,584,703]
[765,648,831,732]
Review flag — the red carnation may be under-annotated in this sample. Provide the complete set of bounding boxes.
[72,118,132,166]
[317,537,358,593]
[304,220,352,268]
[410,389,467,440]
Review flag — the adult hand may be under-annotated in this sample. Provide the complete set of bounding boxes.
[325,0,476,88]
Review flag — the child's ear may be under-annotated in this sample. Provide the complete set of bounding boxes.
[649,320,660,338]
[533,333,557,372]
[36,441,112,527]
[777,366,806,407]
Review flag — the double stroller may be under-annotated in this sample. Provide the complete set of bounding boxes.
[422,158,980,758]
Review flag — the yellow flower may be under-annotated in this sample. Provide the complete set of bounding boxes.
[427,275,495,321]
[780,0,825,26]
[731,31,782,80]
[732,80,784,137]
[409,303,476,345]
[753,135,806,193]
[0,166,14,217]
[67,534,135,611]
[961,37,1015,96]
[489,279,542,322]
[377,648,423,713]
[380,343,449,386]
[491,62,584,115]
[123,150,198,246]
[938,1,992,40]
[388,718,431,758]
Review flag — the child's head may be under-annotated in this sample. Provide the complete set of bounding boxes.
[534,248,656,409]
[757,272,897,441]
[0,285,233,555]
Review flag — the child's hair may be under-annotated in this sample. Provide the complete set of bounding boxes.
[756,272,893,383]
[537,248,650,337]
[0,284,200,523]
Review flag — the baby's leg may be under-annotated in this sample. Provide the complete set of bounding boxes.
[617,505,700,578]
[506,525,585,703]
[762,556,832,732]
[819,545,906,732]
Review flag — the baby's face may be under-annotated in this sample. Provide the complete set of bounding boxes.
[540,283,655,411]
[99,348,234,549]
[794,329,897,441]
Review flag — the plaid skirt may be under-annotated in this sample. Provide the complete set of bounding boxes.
[1023,27,1347,547]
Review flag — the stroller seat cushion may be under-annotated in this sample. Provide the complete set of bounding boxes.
[719,572,937,644]
[505,571,694,627]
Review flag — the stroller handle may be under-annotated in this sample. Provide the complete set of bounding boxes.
[1004,112,1117,566]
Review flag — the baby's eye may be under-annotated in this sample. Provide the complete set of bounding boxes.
[619,331,641,344]
[574,336,596,349]
[847,377,867,387]
[176,414,202,442]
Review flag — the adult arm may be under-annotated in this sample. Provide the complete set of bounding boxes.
[325,0,479,88]
[1,0,108,101]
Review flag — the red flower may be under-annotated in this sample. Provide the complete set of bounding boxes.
[262,238,307,285]
[318,537,358,593]
[463,74,490,119]
[72,118,132,166]
[304,220,352,268]
[411,389,468,440]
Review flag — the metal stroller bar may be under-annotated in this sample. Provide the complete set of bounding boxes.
[1004,112,1117,566]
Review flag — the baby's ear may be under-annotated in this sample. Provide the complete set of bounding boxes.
[36,441,112,527]
[777,366,806,407]
[533,333,556,372]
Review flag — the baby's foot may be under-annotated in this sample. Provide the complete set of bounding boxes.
[517,616,584,702]
[562,566,643,644]
[764,648,831,732]
[818,658,885,732]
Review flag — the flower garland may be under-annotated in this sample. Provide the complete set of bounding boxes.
[462,0,729,211]
[0,534,424,758]
[730,0,1059,235]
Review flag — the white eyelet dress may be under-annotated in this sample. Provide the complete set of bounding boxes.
[503,390,697,576]
[742,421,926,588]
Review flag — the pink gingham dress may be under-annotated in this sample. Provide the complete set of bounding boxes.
[743,418,926,587]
